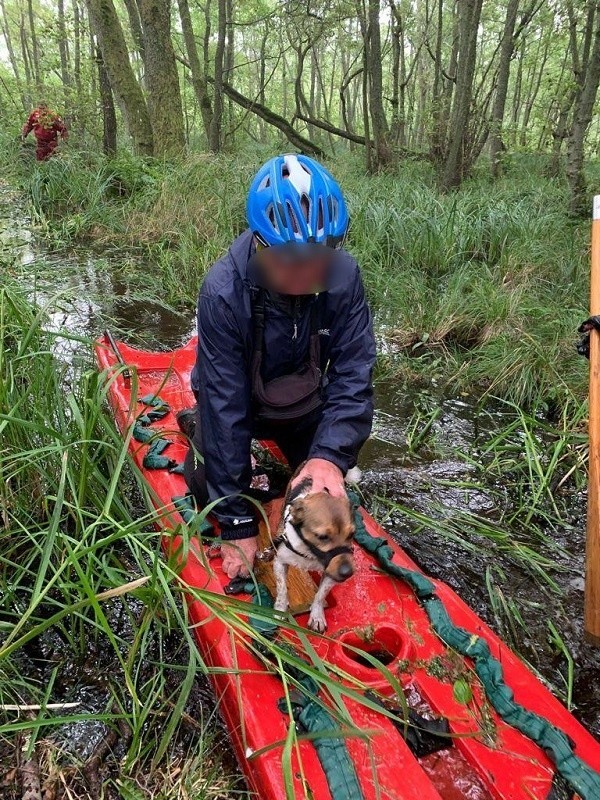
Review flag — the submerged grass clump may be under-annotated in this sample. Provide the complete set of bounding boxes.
[12,145,595,411]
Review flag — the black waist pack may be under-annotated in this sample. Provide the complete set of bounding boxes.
[251,290,324,423]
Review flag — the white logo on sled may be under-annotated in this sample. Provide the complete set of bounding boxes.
[318,328,330,336]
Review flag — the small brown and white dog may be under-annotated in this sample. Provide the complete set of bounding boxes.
[272,471,358,632]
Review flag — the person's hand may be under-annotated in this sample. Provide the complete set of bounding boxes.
[292,458,345,497]
[221,536,258,578]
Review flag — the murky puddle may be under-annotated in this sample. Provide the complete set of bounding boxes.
[2,185,598,772]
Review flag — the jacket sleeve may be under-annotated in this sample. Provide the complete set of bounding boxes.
[194,292,258,540]
[308,268,375,473]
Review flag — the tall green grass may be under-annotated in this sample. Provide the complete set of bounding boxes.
[1,277,449,798]
[16,148,595,411]
[0,279,249,797]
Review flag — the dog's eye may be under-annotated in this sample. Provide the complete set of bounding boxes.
[317,534,329,542]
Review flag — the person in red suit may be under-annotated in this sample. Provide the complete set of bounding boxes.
[22,102,68,161]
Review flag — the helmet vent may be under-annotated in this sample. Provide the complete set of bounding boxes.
[267,204,279,233]
[329,196,338,222]
[300,194,310,221]
[286,200,300,234]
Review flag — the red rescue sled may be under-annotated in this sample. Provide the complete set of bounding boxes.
[95,334,600,800]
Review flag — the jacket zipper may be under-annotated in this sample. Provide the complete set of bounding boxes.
[291,298,298,361]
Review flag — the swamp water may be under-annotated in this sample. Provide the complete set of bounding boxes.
[1,185,598,795]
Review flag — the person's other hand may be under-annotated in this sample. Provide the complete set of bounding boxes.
[221,536,258,578]
[292,458,345,497]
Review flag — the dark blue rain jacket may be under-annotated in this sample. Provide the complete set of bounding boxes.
[191,230,376,539]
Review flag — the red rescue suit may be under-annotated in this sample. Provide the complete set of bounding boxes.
[22,107,68,161]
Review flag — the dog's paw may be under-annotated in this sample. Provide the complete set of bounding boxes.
[274,599,289,614]
[308,610,327,633]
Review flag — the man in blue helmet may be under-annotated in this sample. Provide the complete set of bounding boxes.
[182,154,376,579]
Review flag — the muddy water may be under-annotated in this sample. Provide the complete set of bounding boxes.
[3,185,599,759]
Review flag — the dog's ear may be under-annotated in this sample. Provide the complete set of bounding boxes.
[289,498,305,525]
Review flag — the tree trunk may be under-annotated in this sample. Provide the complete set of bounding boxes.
[432,0,460,164]
[519,34,549,146]
[86,0,153,154]
[366,0,390,166]
[440,0,483,190]
[549,47,576,175]
[57,0,72,89]
[225,0,234,141]
[567,1,600,215]
[96,44,117,154]
[177,0,212,140]
[137,0,186,156]
[209,0,226,151]
[0,0,27,110]
[489,0,519,176]
[18,11,33,100]
[26,0,40,92]
[389,0,406,147]
[122,0,144,61]
[258,26,268,141]
[72,0,82,100]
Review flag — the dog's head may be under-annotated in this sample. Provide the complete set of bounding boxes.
[289,492,355,582]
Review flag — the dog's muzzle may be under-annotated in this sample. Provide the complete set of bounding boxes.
[290,522,354,580]
[325,552,355,583]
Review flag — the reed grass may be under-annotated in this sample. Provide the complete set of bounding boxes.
[11,144,596,411]
[1,275,456,798]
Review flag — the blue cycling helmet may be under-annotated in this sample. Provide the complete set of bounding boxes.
[246,154,349,248]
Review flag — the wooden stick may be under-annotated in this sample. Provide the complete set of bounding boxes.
[585,194,600,645]
[0,703,80,712]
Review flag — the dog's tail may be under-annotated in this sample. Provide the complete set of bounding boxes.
[345,466,362,485]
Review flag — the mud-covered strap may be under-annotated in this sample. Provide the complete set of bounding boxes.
[365,690,452,758]
[547,772,575,800]
[346,491,600,800]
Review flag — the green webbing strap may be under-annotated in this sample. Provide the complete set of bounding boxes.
[130,396,205,527]
[295,702,365,800]
[172,494,213,535]
[132,420,155,443]
[347,491,600,800]
[143,437,174,470]
[131,394,186,473]
[233,580,364,800]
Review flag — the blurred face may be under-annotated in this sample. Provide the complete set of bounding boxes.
[254,241,334,295]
